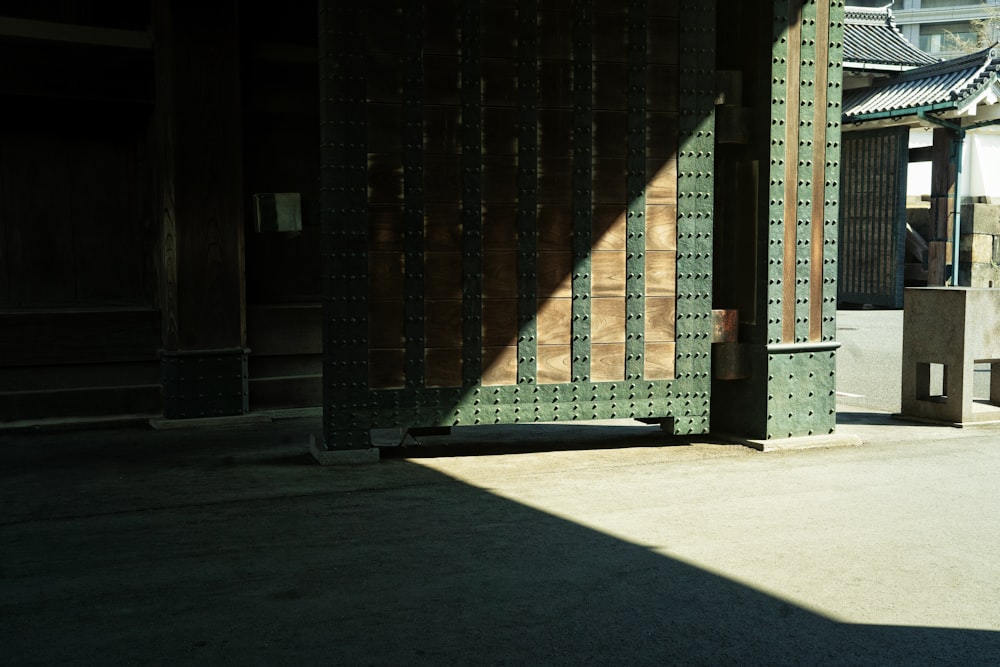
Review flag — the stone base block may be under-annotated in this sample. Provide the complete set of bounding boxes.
[961,203,1000,235]
[161,347,250,419]
[901,287,1000,425]
[893,405,1000,428]
[717,431,862,453]
[308,435,380,465]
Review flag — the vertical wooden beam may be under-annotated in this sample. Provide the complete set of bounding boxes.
[153,0,248,418]
[782,0,802,343]
[809,0,830,342]
[928,127,955,286]
[626,0,647,381]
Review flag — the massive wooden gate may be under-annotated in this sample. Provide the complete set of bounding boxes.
[320,0,715,448]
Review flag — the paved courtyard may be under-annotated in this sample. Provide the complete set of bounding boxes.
[1,309,999,665]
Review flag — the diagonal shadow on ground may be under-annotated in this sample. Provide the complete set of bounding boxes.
[1,421,997,665]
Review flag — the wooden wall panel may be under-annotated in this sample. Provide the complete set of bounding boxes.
[369,349,405,389]
[593,63,629,110]
[424,348,462,388]
[0,309,160,366]
[591,343,625,382]
[1,385,161,423]
[370,205,406,251]
[537,252,573,298]
[593,111,628,157]
[537,206,572,250]
[246,304,321,356]
[424,204,463,249]
[647,160,678,204]
[483,108,518,154]
[425,301,463,348]
[241,5,322,304]
[645,297,677,343]
[424,252,463,300]
[369,252,405,301]
[482,205,519,249]
[644,342,676,381]
[0,308,163,422]
[536,299,572,345]
[646,204,678,251]
[482,346,517,386]
[0,362,159,393]
[592,159,627,204]
[0,112,148,307]
[482,59,518,106]
[537,345,571,384]
[591,252,626,297]
[424,0,461,55]
[482,300,519,347]
[537,159,573,203]
[645,251,677,297]
[591,298,626,344]
[592,207,627,251]
[646,112,679,159]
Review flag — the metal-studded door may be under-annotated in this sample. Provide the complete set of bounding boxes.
[320,0,716,449]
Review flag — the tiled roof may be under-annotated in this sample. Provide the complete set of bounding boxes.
[844,5,939,71]
[843,45,1000,121]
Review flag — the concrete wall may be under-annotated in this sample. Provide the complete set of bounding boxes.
[960,203,1000,287]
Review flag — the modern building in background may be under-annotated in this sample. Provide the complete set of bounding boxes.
[849,1,1000,59]
[896,1,1000,59]
[838,4,1000,308]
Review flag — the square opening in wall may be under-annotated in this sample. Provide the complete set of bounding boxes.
[916,362,948,402]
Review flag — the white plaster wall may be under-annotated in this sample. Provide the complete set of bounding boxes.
[907,128,933,197]
[964,131,1000,199]
[905,128,1000,200]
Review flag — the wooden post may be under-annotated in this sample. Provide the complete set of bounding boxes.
[152,0,248,418]
[927,127,956,286]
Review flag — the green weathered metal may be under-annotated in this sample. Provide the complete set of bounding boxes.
[675,0,716,397]
[403,0,425,389]
[824,1,845,344]
[321,2,370,448]
[625,0,647,382]
[516,0,539,386]
[762,0,844,437]
[765,347,838,438]
[571,1,593,385]
[461,0,484,387]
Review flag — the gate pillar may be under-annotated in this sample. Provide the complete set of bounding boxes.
[712,0,845,440]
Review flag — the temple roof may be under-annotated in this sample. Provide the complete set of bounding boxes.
[844,5,939,72]
[843,45,1000,122]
